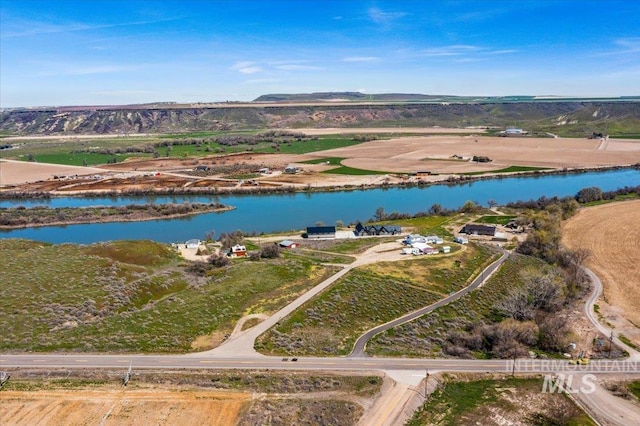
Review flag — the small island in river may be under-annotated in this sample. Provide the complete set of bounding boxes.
[0,202,233,229]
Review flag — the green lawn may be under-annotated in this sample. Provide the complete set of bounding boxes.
[15,152,146,166]
[300,157,345,165]
[629,381,640,399]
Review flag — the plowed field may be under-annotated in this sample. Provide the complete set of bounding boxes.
[562,200,640,326]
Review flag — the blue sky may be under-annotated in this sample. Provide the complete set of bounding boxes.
[1,0,639,107]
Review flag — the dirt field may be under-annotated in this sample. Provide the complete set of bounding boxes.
[0,387,249,426]
[563,200,640,345]
[314,135,640,173]
[0,159,106,186]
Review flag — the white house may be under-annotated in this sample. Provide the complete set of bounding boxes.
[229,244,247,257]
[404,234,426,245]
[440,245,451,254]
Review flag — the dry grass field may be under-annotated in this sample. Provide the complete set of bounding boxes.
[0,388,249,426]
[563,200,640,337]
[314,135,640,173]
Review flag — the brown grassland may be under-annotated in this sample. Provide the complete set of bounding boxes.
[562,200,640,343]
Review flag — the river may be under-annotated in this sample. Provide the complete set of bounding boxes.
[1,169,638,244]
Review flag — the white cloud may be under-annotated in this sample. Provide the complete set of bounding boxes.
[35,64,141,77]
[231,61,263,74]
[342,56,379,62]
[368,7,406,24]
[488,49,518,55]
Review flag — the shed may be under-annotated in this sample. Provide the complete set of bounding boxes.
[185,239,200,249]
[440,245,451,254]
[425,235,444,244]
[306,226,336,239]
[279,240,300,249]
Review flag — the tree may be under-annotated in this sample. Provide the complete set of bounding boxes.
[429,203,444,215]
[260,244,281,259]
[488,199,498,208]
[575,186,603,203]
[335,219,344,228]
[374,206,386,221]
[218,230,244,250]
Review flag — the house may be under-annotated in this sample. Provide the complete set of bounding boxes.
[185,239,200,249]
[279,240,300,249]
[440,245,451,254]
[500,127,528,137]
[306,226,336,239]
[355,223,402,236]
[229,244,247,257]
[454,236,469,244]
[462,223,497,236]
[258,167,270,174]
[425,235,444,244]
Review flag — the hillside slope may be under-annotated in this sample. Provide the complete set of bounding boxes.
[1,102,638,136]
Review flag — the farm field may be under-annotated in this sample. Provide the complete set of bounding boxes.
[562,200,640,346]
[312,135,640,174]
[0,371,380,426]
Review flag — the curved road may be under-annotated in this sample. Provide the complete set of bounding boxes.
[583,267,640,360]
[349,250,510,357]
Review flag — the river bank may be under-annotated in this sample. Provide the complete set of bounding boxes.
[0,203,234,230]
[1,164,638,201]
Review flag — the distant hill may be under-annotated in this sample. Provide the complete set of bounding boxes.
[1,101,638,137]
[253,92,446,102]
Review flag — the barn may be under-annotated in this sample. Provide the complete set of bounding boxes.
[462,224,497,236]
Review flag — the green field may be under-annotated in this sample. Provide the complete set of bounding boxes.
[323,165,392,175]
[300,157,345,165]
[0,239,336,352]
[255,244,497,356]
[474,215,517,225]
[407,376,596,426]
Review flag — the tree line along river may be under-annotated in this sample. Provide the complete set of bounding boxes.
[1,168,638,244]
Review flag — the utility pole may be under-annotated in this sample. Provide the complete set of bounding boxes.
[425,369,430,400]
[123,361,132,386]
[608,331,614,358]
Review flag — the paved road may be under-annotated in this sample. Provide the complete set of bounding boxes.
[583,267,640,360]
[349,250,510,357]
[1,353,638,375]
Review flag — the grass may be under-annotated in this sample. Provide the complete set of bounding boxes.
[14,152,145,166]
[461,165,551,176]
[367,253,545,357]
[474,215,517,225]
[300,157,345,165]
[406,376,596,426]
[618,334,639,350]
[0,239,335,353]
[255,244,497,356]
[629,381,640,399]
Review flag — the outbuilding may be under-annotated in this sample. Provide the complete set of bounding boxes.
[306,226,336,239]
[279,240,300,249]
[462,223,497,236]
